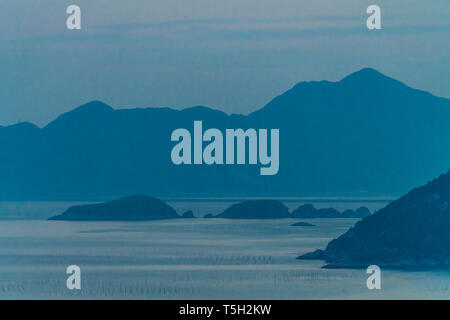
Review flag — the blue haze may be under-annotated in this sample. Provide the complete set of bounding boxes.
[0,0,448,126]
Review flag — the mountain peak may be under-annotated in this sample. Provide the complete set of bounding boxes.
[340,67,398,84]
[71,101,113,113]
[181,105,228,118]
[44,101,114,130]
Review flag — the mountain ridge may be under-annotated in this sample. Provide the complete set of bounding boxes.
[1,68,450,200]
[5,68,447,130]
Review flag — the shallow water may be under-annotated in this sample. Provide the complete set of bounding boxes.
[1,211,450,299]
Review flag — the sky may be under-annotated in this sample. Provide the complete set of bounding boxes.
[0,0,448,126]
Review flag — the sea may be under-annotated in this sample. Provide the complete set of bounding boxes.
[1,199,450,299]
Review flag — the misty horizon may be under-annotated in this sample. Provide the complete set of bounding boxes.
[0,0,448,126]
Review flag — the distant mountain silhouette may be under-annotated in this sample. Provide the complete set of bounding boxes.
[49,195,179,221]
[1,68,450,200]
[298,169,450,268]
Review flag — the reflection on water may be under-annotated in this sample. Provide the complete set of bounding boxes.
[0,209,450,299]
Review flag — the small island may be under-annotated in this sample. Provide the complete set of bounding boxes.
[292,204,370,218]
[181,210,195,219]
[291,221,315,227]
[49,195,180,221]
[213,200,290,219]
[206,201,370,220]
[49,195,372,222]
[298,170,450,269]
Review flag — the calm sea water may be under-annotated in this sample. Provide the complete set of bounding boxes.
[1,200,450,299]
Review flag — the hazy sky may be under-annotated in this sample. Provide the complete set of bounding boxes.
[0,0,448,126]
